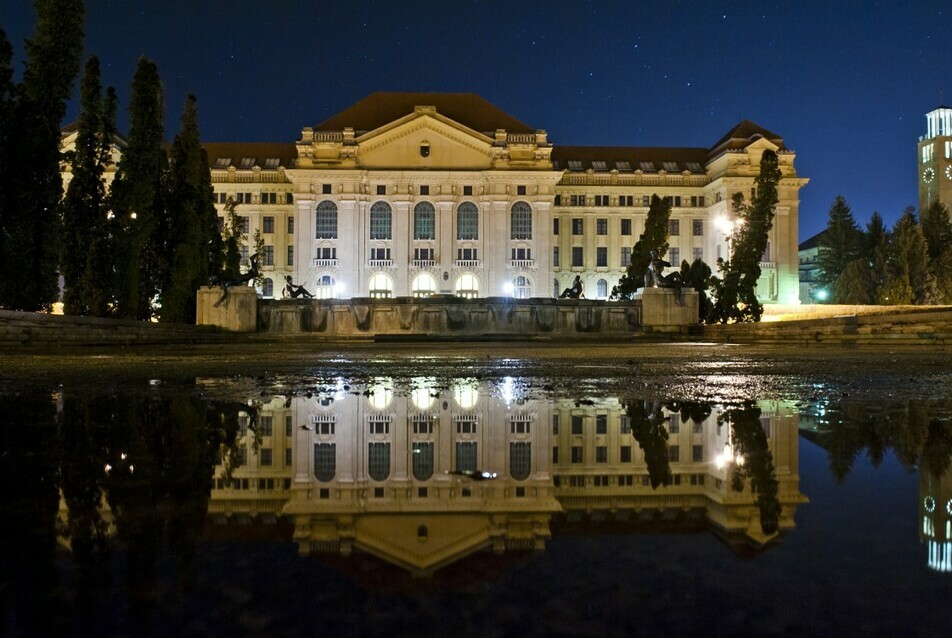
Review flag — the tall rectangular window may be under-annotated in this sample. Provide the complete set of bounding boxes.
[553,247,560,268]
[692,219,703,236]
[669,219,680,236]
[572,218,583,235]
[621,219,631,235]
[456,442,477,473]
[571,246,583,267]
[596,218,608,235]
[263,245,274,266]
[287,246,294,267]
[668,247,679,265]
[621,247,632,267]
[553,218,560,235]
[287,216,294,234]
[571,415,583,435]
[595,414,607,434]
[263,216,274,233]
[596,247,607,267]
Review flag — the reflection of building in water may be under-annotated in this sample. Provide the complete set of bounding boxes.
[551,398,804,547]
[210,383,804,574]
[920,468,952,572]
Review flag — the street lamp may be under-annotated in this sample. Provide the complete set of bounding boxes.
[715,215,743,261]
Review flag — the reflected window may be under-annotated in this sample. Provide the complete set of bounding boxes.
[314,443,336,482]
[412,273,437,298]
[368,442,391,481]
[510,442,531,481]
[455,273,479,299]
[413,442,434,481]
[456,441,477,473]
[454,381,479,409]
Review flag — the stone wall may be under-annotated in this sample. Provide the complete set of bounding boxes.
[0,309,227,349]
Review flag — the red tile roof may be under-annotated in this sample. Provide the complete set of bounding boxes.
[314,92,536,134]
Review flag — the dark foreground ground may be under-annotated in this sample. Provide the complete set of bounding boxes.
[2,341,949,404]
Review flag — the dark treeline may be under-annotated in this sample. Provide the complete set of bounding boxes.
[0,1,226,321]
[816,196,952,305]
[0,387,250,634]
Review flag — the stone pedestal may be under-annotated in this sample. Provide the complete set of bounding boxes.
[196,285,258,332]
[636,287,698,330]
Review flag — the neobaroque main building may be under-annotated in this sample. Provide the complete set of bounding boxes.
[203,93,807,302]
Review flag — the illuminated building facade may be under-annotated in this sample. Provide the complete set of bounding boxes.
[918,106,952,213]
[203,93,808,302]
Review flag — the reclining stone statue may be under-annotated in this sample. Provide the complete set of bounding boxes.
[283,275,314,299]
[645,250,684,300]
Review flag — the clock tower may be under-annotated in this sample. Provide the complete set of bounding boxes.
[918,106,952,213]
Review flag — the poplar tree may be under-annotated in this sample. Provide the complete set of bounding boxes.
[817,196,863,288]
[0,0,85,311]
[162,95,219,323]
[62,56,113,315]
[708,149,782,323]
[110,58,166,320]
[220,197,244,281]
[615,194,671,297]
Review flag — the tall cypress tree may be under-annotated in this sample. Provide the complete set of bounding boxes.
[162,95,218,323]
[110,58,166,320]
[62,56,111,315]
[0,0,85,311]
[615,194,671,297]
[817,196,863,288]
[708,149,782,323]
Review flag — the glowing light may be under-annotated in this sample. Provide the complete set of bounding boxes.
[453,379,479,409]
[503,282,514,296]
[367,378,393,410]
[815,289,829,302]
[500,377,515,405]
[104,463,112,474]
[410,377,436,410]
[334,282,345,297]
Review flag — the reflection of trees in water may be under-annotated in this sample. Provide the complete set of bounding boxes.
[810,401,952,481]
[720,402,781,536]
[626,401,671,489]
[0,387,246,627]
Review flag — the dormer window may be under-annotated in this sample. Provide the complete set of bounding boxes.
[615,161,632,171]
[420,141,430,157]
[214,157,232,168]
[263,157,280,168]
[239,157,255,168]
[567,160,583,171]
[639,161,656,172]
[662,161,679,172]
[686,162,704,172]
[591,160,608,171]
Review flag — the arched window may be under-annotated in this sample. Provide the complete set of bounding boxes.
[262,277,273,298]
[314,443,336,482]
[369,272,393,298]
[368,442,390,481]
[456,202,478,240]
[513,275,531,299]
[412,442,434,481]
[597,278,608,299]
[412,273,437,298]
[414,201,435,240]
[455,273,479,299]
[510,442,531,481]
[315,274,336,299]
[370,201,392,240]
[315,200,338,239]
[510,201,532,240]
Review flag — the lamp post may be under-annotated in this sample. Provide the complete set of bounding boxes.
[715,215,743,262]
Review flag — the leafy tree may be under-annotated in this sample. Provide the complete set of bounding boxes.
[817,196,863,288]
[708,149,783,323]
[0,0,85,311]
[219,197,244,281]
[61,56,114,316]
[161,95,219,323]
[615,194,671,297]
[110,58,166,320]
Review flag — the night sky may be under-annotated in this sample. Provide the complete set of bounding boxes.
[2,0,950,239]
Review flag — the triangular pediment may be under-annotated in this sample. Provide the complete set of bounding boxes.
[354,513,492,573]
[355,112,494,170]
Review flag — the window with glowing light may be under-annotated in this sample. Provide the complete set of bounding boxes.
[369,273,393,299]
[412,273,437,298]
[455,273,479,299]
[512,275,531,299]
[315,274,336,299]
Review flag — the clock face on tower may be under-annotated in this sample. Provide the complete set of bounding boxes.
[923,167,935,183]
